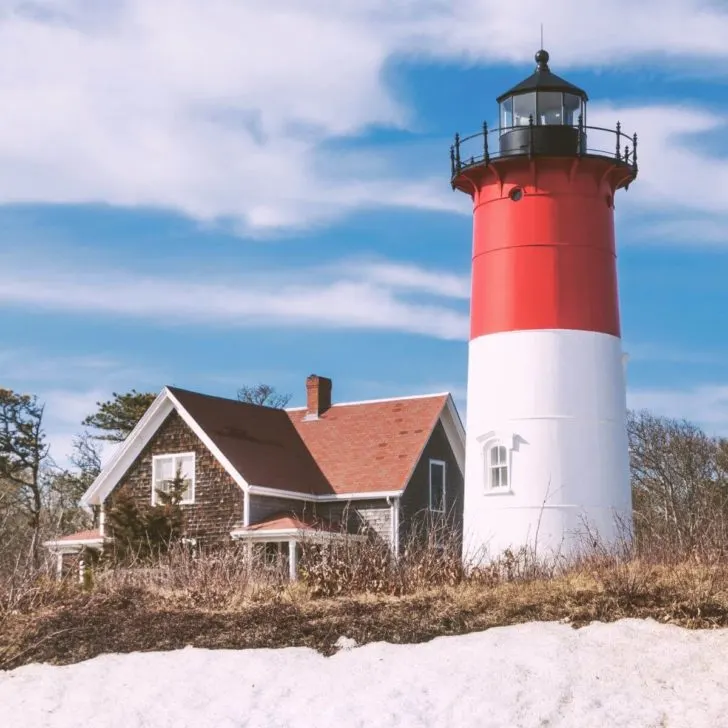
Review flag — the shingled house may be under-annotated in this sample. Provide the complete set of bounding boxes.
[44,375,465,579]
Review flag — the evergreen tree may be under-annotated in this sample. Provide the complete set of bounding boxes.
[105,464,187,563]
[83,390,156,443]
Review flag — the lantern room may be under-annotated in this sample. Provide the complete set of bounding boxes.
[498,50,587,129]
[497,49,589,156]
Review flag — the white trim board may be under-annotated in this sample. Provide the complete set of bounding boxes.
[247,484,403,502]
[81,390,175,507]
[230,528,368,543]
[166,388,249,491]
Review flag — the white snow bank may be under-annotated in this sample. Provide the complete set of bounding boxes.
[3,618,728,728]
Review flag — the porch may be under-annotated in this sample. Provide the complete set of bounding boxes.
[230,512,368,580]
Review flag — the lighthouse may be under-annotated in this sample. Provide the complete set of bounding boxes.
[453,50,638,561]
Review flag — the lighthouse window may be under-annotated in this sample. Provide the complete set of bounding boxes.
[500,97,513,130]
[513,92,536,127]
[537,92,563,125]
[509,187,523,202]
[564,93,583,126]
[489,445,509,490]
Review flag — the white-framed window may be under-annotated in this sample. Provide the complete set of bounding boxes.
[151,452,195,505]
[488,445,509,490]
[477,431,515,494]
[429,459,447,512]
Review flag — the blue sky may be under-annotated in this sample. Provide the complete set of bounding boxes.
[2,0,728,464]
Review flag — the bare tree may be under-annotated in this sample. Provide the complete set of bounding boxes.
[237,383,291,409]
[47,432,101,534]
[0,389,49,566]
[627,409,728,555]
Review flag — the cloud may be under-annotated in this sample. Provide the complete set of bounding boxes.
[624,343,726,366]
[38,388,110,468]
[628,384,728,436]
[0,1,727,231]
[338,260,470,300]
[0,255,470,340]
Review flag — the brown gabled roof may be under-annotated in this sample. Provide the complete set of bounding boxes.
[287,394,448,495]
[168,387,449,497]
[167,387,332,496]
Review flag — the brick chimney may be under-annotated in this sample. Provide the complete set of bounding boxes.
[305,374,332,419]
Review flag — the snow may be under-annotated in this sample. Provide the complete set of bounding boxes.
[3,618,728,727]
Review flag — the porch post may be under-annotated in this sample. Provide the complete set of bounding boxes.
[288,540,298,581]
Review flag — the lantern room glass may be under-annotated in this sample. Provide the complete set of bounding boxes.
[537,92,563,125]
[512,92,536,127]
[564,93,584,126]
[500,96,513,129]
[500,91,586,131]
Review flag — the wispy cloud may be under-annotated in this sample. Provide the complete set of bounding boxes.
[628,384,728,436]
[0,1,726,231]
[624,343,726,366]
[0,255,469,340]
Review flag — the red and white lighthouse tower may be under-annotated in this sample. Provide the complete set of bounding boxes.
[453,50,638,560]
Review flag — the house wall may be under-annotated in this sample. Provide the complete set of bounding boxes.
[248,494,304,524]
[106,411,245,543]
[315,499,393,544]
[399,420,464,549]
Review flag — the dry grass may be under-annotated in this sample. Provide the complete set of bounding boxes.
[5,520,728,672]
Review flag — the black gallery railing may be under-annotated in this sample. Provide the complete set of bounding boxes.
[451,117,638,180]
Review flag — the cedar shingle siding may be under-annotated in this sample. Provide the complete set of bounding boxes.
[107,411,244,543]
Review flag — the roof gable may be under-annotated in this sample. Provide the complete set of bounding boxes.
[287,394,449,495]
[167,387,331,496]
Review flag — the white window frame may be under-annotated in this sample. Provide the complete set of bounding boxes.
[487,444,509,491]
[151,452,196,506]
[428,459,447,513]
[477,431,515,495]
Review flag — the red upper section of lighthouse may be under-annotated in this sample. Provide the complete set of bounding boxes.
[450,49,638,341]
[461,157,626,339]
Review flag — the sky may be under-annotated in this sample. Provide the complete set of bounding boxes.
[2,0,728,466]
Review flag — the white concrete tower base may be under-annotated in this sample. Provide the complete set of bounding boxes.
[462,329,632,563]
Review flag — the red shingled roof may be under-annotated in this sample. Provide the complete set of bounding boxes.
[287,395,449,495]
[243,512,342,533]
[168,387,448,497]
[56,529,102,542]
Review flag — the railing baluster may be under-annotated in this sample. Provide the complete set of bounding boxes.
[577,113,583,156]
[632,133,638,168]
[450,145,455,177]
[454,133,461,170]
[624,145,630,165]
[528,114,534,158]
[615,121,621,161]
[483,121,489,164]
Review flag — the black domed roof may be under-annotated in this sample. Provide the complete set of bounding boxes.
[496,50,588,103]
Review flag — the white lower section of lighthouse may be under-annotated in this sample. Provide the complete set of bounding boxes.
[462,329,632,562]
